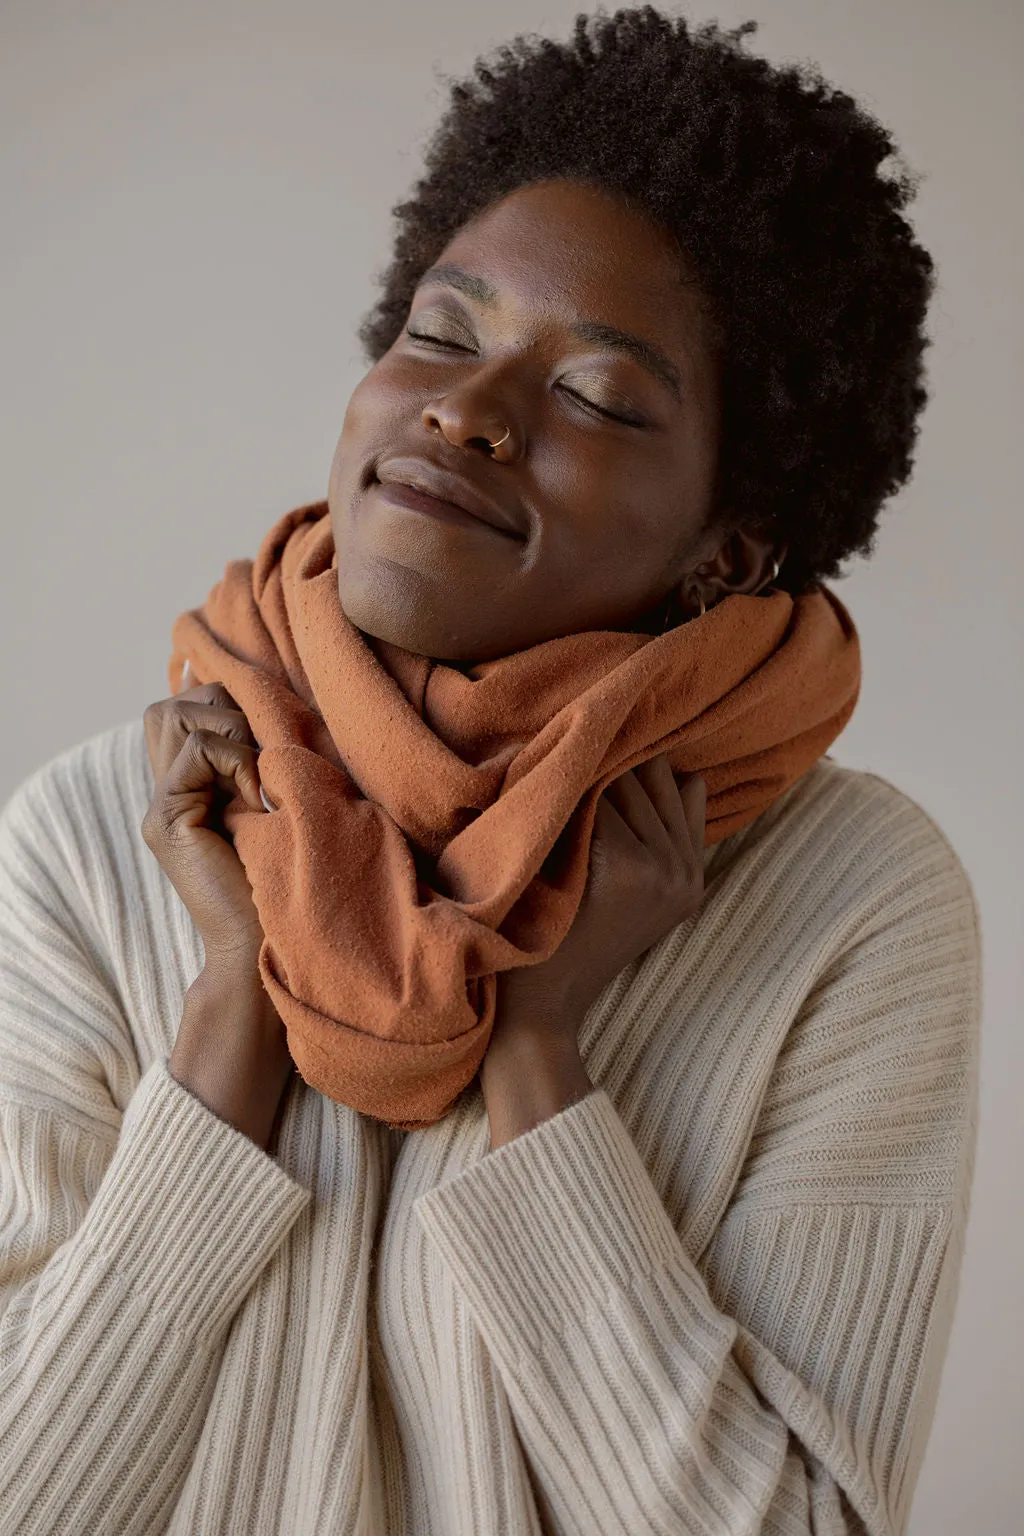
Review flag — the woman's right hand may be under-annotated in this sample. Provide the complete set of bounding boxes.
[141,662,295,1149]
[142,663,270,965]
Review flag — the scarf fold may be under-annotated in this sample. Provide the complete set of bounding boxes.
[168,500,860,1129]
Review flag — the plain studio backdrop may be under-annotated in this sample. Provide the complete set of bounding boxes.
[1,1,1021,1529]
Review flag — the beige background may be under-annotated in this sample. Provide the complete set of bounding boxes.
[1,1,1020,1528]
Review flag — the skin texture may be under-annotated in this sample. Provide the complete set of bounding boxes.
[328,177,785,662]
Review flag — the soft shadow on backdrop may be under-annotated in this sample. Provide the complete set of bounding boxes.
[1,2,1020,1530]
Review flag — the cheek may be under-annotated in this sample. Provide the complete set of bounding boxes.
[342,367,402,441]
[542,448,663,550]
[329,366,407,490]
[547,458,696,592]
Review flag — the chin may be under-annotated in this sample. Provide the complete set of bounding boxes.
[334,569,454,659]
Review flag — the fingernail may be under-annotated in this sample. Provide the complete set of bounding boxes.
[259,783,277,813]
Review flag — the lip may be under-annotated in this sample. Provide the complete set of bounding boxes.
[374,457,526,540]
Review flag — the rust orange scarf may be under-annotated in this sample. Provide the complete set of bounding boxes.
[169,500,860,1129]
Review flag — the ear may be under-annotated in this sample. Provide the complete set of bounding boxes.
[694,525,786,604]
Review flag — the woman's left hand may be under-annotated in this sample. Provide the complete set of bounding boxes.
[490,756,708,1054]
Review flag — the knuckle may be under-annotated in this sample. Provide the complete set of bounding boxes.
[162,816,197,852]
[140,806,166,847]
[221,717,256,746]
[184,727,223,767]
[196,714,253,748]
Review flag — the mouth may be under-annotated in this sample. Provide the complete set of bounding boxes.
[372,457,527,541]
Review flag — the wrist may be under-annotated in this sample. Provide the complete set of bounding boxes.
[492,962,588,1033]
[174,965,294,1150]
[482,1014,582,1074]
[190,950,269,996]
[480,1027,594,1150]
[181,962,290,1059]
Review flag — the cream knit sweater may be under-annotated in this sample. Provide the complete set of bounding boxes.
[0,719,980,1536]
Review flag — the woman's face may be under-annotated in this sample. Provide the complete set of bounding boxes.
[328,176,752,662]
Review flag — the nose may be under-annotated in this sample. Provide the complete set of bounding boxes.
[422,387,518,459]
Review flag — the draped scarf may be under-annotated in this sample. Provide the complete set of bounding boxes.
[169,500,860,1129]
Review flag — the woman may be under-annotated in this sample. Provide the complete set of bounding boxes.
[0,10,979,1535]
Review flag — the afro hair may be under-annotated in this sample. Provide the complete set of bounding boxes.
[357,5,937,596]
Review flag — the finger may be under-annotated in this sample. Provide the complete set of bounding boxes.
[174,687,253,732]
[588,790,633,857]
[145,695,260,787]
[162,729,264,817]
[680,771,708,851]
[184,683,258,752]
[176,676,246,715]
[631,754,685,838]
[620,758,706,870]
[601,766,668,848]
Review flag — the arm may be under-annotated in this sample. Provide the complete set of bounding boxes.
[0,763,311,1534]
[415,821,981,1536]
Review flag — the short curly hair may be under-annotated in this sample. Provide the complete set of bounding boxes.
[357,5,936,596]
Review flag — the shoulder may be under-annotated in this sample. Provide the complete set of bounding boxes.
[725,760,982,1211]
[723,755,980,952]
[0,717,155,950]
[0,720,160,1120]
[1,716,151,864]
[763,760,982,1136]
[701,755,982,1078]
[818,757,978,934]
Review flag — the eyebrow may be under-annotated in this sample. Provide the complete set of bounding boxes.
[414,263,684,404]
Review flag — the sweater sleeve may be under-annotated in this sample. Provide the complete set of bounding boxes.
[414,805,981,1536]
[0,760,312,1535]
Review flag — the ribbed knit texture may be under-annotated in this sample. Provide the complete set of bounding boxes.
[0,719,980,1535]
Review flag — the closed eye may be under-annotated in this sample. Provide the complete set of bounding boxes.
[404,327,473,352]
[557,385,646,427]
[403,326,646,427]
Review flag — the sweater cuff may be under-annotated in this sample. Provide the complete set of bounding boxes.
[414,1087,710,1362]
[70,1056,311,1339]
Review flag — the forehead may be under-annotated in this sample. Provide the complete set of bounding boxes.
[436,179,711,353]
